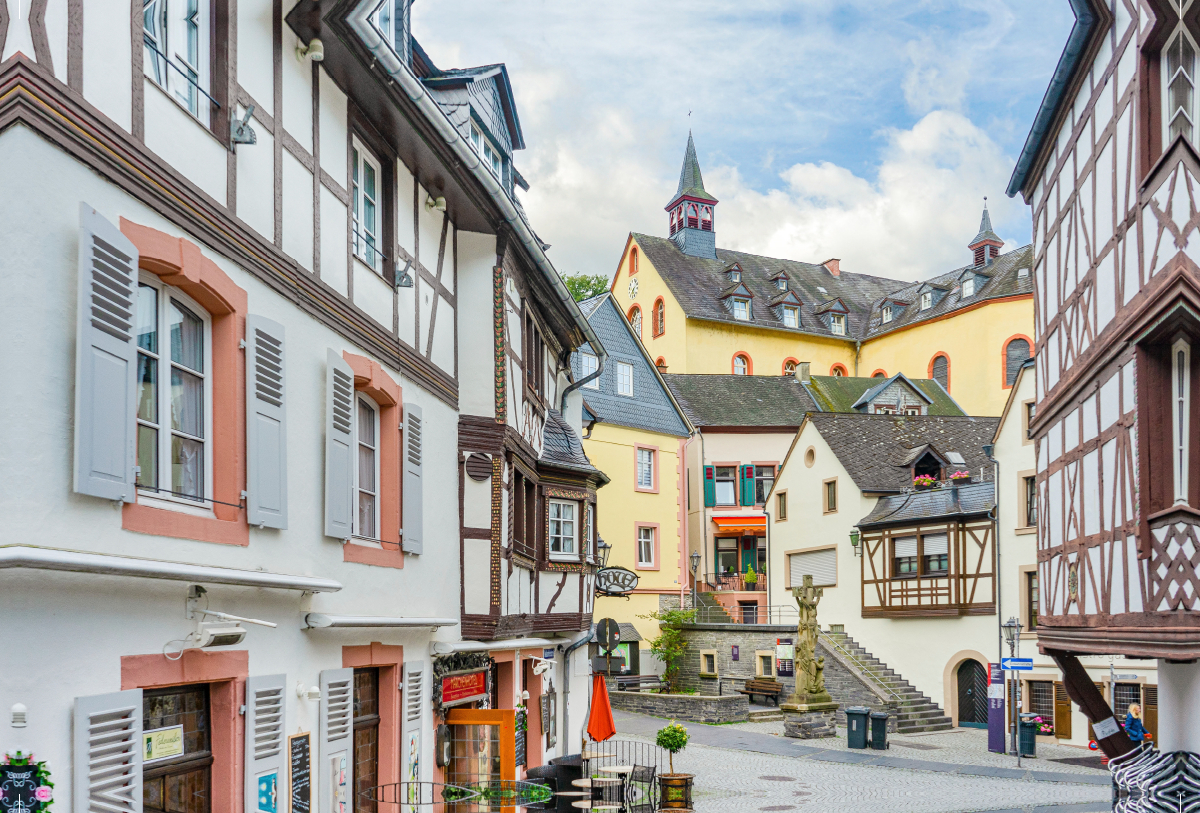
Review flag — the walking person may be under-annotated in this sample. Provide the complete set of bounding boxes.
[1124,703,1148,745]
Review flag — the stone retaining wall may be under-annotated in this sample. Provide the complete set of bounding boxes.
[607,688,749,724]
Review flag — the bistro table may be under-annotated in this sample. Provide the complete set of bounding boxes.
[598,766,635,812]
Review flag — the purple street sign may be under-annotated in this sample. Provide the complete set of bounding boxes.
[988,662,1006,753]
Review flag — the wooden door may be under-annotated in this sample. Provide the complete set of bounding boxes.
[957,660,989,727]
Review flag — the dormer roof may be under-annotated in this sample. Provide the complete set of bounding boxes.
[851,372,935,410]
[813,297,849,315]
[416,48,525,152]
[718,281,754,300]
[896,443,952,469]
[768,289,803,308]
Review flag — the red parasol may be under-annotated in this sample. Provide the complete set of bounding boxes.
[586,673,616,742]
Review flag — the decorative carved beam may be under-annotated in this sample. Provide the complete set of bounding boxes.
[1046,648,1133,758]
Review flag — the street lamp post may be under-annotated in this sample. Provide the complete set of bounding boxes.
[1002,616,1023,767]
[689,551,701,611]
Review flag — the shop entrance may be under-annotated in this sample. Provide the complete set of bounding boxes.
[957,659,989,728]
[445,708,516,791]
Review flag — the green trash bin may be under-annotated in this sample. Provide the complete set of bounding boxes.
[1018,713,1038,757]
[870,711,890,750]
[846,706,871,749]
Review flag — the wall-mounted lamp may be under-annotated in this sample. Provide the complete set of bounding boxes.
[849,527,862,557]
[425,194,447,213]
[296,38,324,62]
[395,258,414,289]
[11,703,27,728]
[596,537,611,568]
[296,682,321,701]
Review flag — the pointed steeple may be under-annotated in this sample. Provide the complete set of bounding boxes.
[666,132,719,259]
[968,198,1003,267]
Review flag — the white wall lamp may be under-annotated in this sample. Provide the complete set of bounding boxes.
[296,38,324,62]
[11,703,27,728]
[425,194,447,212]
[296,682,321,701]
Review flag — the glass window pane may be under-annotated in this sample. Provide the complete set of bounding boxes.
[358,492,376,538]
[138,284,158,353]
[359,445,376,493]
[172,435,204,499]
[171,368,204,437]
[358,401,376,446]
[169,300,204,373]
[139,355,158,423]
[138,425,158,488]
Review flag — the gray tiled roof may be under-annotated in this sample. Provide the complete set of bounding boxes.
[571,295,690,438]
[858,481,996,529]
[663,374,818,428]
[541,409,606,483]
[970,206,1002,246]
[808,413,999,493]
[590,622,643,643]
[670,132,717,204]
[634,234,1032,341]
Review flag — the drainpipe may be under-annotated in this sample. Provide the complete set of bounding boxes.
[345,3,606,408]
[561,629,591,755]
[983,444,1002,669]
[854,340,862,377]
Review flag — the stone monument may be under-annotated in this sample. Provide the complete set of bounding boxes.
[781,575,839,738]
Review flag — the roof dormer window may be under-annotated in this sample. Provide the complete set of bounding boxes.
[961,277,975,298]
[471,122,503,179]
[882,306,893,324]
[728,266,741,284]
[776,277,788,291]
[921,291,933,311]
[732,298,750,321]
[782,306,799,328]
[830,313,845,335]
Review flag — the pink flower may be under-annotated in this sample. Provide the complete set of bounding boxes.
[35,786,53,802]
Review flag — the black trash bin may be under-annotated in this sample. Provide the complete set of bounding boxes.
[846,706,871,749]
[1018,713,1039,758]
[870,711,890,750]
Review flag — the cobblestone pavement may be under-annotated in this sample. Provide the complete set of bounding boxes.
[728,719,1106,774]
[612,711,1110,813]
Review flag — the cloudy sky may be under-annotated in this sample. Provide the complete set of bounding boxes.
[412,1,1074,282]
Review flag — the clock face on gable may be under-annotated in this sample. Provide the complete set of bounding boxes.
[628,279,639,300]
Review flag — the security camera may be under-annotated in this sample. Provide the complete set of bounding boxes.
[193,621,247,648]
[532,661,552,676]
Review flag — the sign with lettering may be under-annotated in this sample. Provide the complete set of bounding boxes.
[987,663,1005,754]
[441,670,488,706]
[288,732,311,813]
[143,725,185,763]
[595,567,639,596]
[0,754,52,813]
[775,638,795,677]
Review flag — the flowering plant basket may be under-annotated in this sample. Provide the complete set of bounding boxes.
[950,470,971,482]
[1034,716,1054,736]
[912,475,936,489]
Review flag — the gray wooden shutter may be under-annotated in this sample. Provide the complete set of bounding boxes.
[74,203,139,501]
[74,688,143,813]
[402,402,424,554]
[325,350,355,539]
[246,317,288,529]
[319,668,354,813]
[245,674,286,813]
[403,663,424,782]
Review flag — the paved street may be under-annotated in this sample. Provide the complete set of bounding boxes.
[613,711,1110,812]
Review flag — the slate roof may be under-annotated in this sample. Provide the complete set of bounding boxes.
[590,622,643,643]
[669,132,717,204]
[970,206,1002,246]
[858,481,996,529]
[541,409,608,484]
[807,413,999,493]
[663,374,818,428]
[571,295,690,438]
[803,375,965,417]
[633,231,1033,342]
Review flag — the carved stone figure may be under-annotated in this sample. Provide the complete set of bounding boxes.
[787,575,832,707]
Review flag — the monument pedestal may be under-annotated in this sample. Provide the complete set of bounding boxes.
[781,700,839,739]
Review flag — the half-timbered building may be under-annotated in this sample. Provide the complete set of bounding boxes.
[1007,0,1200,768]
[0,0,604,806]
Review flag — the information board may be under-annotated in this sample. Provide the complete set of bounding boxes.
[987,663,1006,754]
[775,638,795,677]
[288,732,311,813]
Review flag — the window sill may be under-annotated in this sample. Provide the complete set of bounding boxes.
[343,540,404,568]
[123,501,248,547]
[634,562,659,572]
[548,553,581,563]
[1015,527,1037,535]
[136,490,216,519]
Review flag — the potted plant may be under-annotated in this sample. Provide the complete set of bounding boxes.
[950,470,972,484]
[743,564,758,588]
[912,474,936,490]
[656,722,693,809]
[1035,716,1054,736]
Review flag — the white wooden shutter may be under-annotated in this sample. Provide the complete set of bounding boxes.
[246,316,288,529]
[402,403,424,554]
[319,668,354,813]
[245,674,286,813]
[894,536,918,558]
[788,548,837,587]
[73,689,143,813]
[403,663,424,783]
[74,203,139,501]
[922,533,949,556]
[325,350,355,539]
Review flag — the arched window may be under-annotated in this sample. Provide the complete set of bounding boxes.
[701,206,712,231]
[628,305,642,337]
[783,359,798,376]
[670,210,678,235]
[652,298,665,337]
[830,364,847,377]
[687,204,699,229]
[630,247,639,275]
[872,370,887,379]
[1004,337,1032,386]
[733,353,751,375]
[930,354,950,390]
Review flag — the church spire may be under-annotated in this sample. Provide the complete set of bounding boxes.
[967,198,1003,268]
[666,132,719,259]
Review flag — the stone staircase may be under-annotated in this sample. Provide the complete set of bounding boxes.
[693,591,735,622]
[822,630,953,733]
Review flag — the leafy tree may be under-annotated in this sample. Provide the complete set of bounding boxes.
[639,607,696,692]
[656,722,690,774]
[561,273,609,302]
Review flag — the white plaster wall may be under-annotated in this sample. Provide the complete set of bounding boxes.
[236,108,275,241]
[318,71,348,180]
[353,261,394,330]
[431,295,455,373]
[418,184,443,268]
[396,158,416,257]
[463,538,490,614]
[238,0,275,115]
[44,0,68,84]
[281,150,314,268]
[463,475,491,529]
[279,17,313,153]
[418,274,435,357]
[2,0,35,62]
[143,81,227,203]
[319,186,349,297]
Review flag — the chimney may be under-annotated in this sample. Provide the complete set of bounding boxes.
[656,360,669,373]
[823,258,841,277]
[795,361,811,384]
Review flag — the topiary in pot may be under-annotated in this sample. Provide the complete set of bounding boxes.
[657,722,694,809]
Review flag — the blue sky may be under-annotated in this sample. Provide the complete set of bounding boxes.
[413,1,1075,282]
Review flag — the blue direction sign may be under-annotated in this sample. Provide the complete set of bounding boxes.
[1001,658,1033,671]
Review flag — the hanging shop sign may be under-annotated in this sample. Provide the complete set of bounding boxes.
[0,752,53,813]
[595,567,639,596]
[440,670,489,707]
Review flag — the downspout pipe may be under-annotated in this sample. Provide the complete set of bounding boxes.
[346,6,606,407]
[983,444,1002,668]
[560,628,592,755]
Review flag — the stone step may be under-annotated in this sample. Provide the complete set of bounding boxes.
[828,630,953,732]
[748,709,784,722]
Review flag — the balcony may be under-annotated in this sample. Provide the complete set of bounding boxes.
[701,571,766,592]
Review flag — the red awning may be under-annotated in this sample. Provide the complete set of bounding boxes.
[711,515,766,535]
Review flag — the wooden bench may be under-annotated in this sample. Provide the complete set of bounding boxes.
[738,679,784,706]
[615,675,664,692]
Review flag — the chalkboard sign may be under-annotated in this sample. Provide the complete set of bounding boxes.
[289,732,311,813]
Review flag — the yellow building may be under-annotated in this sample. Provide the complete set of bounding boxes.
[572,294,694,666]
[610,134,1035,417]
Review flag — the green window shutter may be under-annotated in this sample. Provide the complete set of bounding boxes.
[741,464,756,506]
[703,465,716,507]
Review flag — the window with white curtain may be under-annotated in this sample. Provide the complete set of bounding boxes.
[356,396,381,539]
[637,448,655,489]
[922,532,949,574]
[921,291,933,310]
[136,279,211,504]
[788,548,836,587]
[782,306,799,328]
[961,277,976,298]
[352,140,383,272]
[637,526,655,567]
[882,306,893,324]
[1173,338,1191,504]
[893,536,918,576]
[143,0,212,124]
[732,298,750,321]
[830,313,846,335]
[549,500,577,557]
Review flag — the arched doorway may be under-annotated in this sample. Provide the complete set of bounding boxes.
[957,659,988,728]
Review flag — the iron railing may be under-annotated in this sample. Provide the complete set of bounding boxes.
[818,629,904,702]
[582,738,668,812]
[690,604,799,625]
[701,571,766,592]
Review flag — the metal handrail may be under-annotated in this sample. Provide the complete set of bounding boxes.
[690,604,798,625]
[817,630,904,702]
